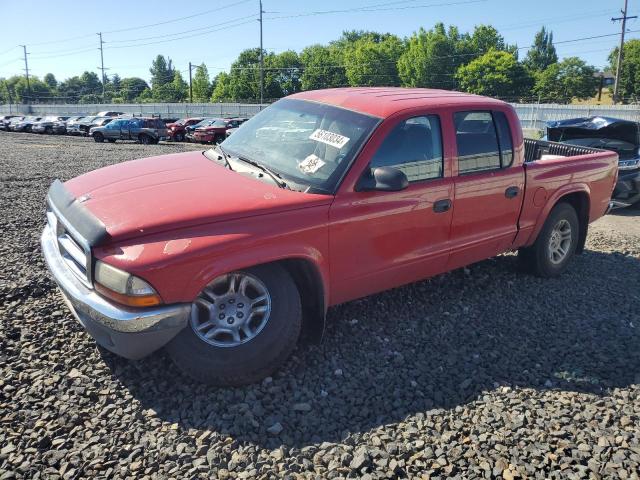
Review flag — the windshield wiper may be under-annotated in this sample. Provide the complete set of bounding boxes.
[236,156,291,190]
[214,144,233,170]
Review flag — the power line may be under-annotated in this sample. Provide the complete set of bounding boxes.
[612,0,637,103]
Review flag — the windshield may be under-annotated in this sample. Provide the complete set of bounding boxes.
[212,120,228,127]
[195,118,219,128]
[218,98,380,193]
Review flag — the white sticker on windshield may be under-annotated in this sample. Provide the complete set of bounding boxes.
[309,129,350,149]
[299,154,326,174]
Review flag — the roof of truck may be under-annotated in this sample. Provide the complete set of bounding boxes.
[289,87,507,118]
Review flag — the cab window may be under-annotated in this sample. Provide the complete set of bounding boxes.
[454,111,501,174]
[370,115,444,182]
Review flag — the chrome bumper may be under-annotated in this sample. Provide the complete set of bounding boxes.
[41,225,190,359]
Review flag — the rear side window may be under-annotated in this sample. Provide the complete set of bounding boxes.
[493,111,513,167]
[454,111,501,174]
[370,115,443,182]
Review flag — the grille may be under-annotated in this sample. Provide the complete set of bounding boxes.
[47,210,92,287]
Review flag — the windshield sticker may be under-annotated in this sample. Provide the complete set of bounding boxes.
[309,129,350,149]
[299,154,326,174]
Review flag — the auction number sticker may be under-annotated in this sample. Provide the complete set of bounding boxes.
[298,154,326,174]
[309,129,350,149]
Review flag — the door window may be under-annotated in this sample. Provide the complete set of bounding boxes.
[370,115,443,182]
[454,111,501,174]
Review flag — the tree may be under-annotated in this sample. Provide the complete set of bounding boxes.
[524,27,558,72]
[459,25,517,63]
[191,64,211,102]
[533,57,598,103]
[398,24,461,89]
[6,75,52,103]
[344,34,405,86]
[149,55,174,88]
[456,50,533,100]
[43,73,58,90]
[268,50,303,96]
[300,44,347,90]
[609,39,640,102]
[210,72,233,102]
[120,77,149,102]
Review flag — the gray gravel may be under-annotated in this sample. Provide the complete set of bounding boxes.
[1,131,639,479]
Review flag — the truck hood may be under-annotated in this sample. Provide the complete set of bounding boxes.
[64,150,332,243]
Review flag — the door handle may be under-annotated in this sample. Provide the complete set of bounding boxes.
[505,186,520,199]
[433,199,452,213]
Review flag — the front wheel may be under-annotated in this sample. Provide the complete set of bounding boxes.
[166,264,302,386]
[93,132,104,143]
[518,202,579,277]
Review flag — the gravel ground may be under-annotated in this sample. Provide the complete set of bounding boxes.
[1,131,639,479]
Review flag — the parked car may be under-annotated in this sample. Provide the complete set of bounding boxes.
[95,111,124,117]
[547,116,640,208]
[166,117,204,142]
[32,116,70,134]
[184,118,220,142]
[192,117,248,144]
[53,115,85,135]
[90,117,168,144]
[41,88,617,386]
[161,117,180,126]
[0,115,20,131]
[10,116,42,132]
[66,116,98,136]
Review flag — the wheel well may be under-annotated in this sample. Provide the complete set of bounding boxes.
[557,191,589,254]
[277,258,326,344]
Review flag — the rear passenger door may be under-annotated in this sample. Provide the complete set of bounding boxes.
[447,110,524,270]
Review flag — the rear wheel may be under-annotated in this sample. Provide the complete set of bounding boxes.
[518,202,579,277]
[175,132,184,142]
[166,264,302,386]
[93,132,104,143]
[139,134,151,145]
[45,126,53,134]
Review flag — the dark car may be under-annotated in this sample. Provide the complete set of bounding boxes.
[0,115,20,131]
[66,116,105,136]
[32,116,70,134]
[90,117,168,144]
[547,116,640,208]
[10,116,42,132]
[192,117,248,144]
[166,117,204,142]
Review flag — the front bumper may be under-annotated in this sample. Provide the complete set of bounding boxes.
[612,169,640,207]
[41,225,190,359]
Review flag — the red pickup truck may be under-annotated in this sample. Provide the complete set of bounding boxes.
[41,88,618,386]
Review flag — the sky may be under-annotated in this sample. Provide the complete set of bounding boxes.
[0,0,637,84]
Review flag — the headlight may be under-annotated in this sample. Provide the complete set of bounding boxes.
[619,158,640,170]
[94,260,162,307]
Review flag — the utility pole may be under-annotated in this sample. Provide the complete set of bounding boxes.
[20,45,31,101]
[97,32,107,103]
[612,0,637,103]
[188,62,194,103]
[259,0,264,105]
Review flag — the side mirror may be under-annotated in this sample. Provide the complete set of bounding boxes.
[355,166,409,192]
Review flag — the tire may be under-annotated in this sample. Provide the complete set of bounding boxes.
[214,134,224,144]
[107,139,116,143]
[166,264,302,386]
[139,134,151,145]
[176,133,184,142]
[518,202,579,278]
[93,132,104,143]
[45,126,53,135]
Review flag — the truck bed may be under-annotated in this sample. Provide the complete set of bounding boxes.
[515,138,619,249]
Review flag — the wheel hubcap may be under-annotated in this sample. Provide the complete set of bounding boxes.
[548,219,572,265]
[190,273,271,347]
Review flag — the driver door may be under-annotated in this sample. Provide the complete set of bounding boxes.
[329,112,455,304]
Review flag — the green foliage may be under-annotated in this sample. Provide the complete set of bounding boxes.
[609,39,640,102]
[344,34,405,86]
[456,50,533,100]
[149,55,174,88]
[268,50,302,96]
[119,77,149,102]
[43,73,58,90]
[210,72,233,102]
[533,57,598,103]
[397,24,461,89]
[524,27,558,72]
[300,44,347,91]
[57,71,102,103]
[191,64,211,102]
